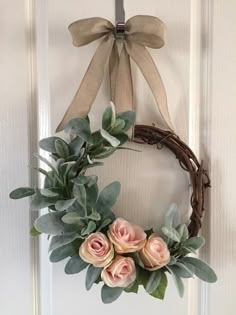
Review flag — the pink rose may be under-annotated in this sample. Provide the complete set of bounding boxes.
[79,232,114,267]
[139,234,170,270]
[108,218,146,253]
[101,255,136,288]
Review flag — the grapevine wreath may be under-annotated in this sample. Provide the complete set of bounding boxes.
[10,8,217,304]
[10,104,217,304]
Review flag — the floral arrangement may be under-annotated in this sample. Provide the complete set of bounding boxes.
[10,104,217,303]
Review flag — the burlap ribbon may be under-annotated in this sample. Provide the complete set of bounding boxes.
[56,15,173,132]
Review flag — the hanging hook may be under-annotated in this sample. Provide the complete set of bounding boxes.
[115,0,125,39]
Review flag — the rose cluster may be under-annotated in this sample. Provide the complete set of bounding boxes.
[79,218,170,288]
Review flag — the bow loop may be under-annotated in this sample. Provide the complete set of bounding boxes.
[69,17,114,47]
[125,15,165,49]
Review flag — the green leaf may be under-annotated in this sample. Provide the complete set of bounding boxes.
[177,224,189,242]
[34,211,76,235]
[55,139,70,158]
[55,198,76,211]
[86,184,99,210]
[62,212,84,225]
[84,162,104,170]
[162,226,181,242]
[81,221,96,236]
[87,212,101,221]
[92,147,116,159]
[69,136,84,155]
[102,106,113,130]
[39,136,62,153]
[116,111,136,131]
[30,191,58,210]
[64,118,93,144]
[50,242,78,263]
[150,272,168,300]
[72,175,98,188]
[164,204,180,228]
[49,234,79,252]
[96,181,121,214]
[9,187,35,199]
[30,226,41,237]
[145,271,162,294]
[101,285,123,304]
[172,273,184,297]
[124,281,139,294]
[145,228,154,238]
[40,188,59,198]
[168,256,177,265]
[100,128,120,147]
[183,236,205,251]
[167,263,193,278]
[34,153,59,175]
[65,255,88,274]
[97,218,113,231]
[73,184,87,210]
[85,265,102,290]
[114,133,128,145]
[182,257,217,283]
[110,118,126,134]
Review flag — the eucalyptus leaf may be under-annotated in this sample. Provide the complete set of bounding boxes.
[101,285,123,304]
[182,257,217,283]
[145,271,162,294]
[100,128,120,147]
[162,226,181,242]
[64,118,93,144]
[55,198,76,211]
[10,187,35,199]
[85,265,102,290]
[64,255,88,274]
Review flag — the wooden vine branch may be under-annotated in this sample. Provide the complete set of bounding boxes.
[134,125,211,237]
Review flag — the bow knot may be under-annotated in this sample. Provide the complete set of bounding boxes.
[56,15,173,132]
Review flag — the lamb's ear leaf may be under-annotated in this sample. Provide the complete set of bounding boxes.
[64,118,93,144]
[182,257,217,283]
[64,255,88,274]
[85,265,102,290]
[96,181,121,214]
[10,187,35,199]
[164,203,180,228]
[150,272,168,300]
[101,285,123,304]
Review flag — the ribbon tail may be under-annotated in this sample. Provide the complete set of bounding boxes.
[115,44,133,113]
[56,34,114,132]
[109,42,119,103]
[125,40,173,130]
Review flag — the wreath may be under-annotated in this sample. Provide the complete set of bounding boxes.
[10,104,217,304]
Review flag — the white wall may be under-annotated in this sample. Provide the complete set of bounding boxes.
[1,0,236,314]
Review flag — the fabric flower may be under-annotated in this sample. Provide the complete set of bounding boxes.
[79,232,114,267]
[108,218,146,253]
[101,255,136,288]
[139,233,170,270]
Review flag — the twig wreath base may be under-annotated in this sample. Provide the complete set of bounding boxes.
[134,125,211,238]
[9,105,217,304]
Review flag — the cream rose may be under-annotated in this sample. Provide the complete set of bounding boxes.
[139,233,170,270]
[107,218,146,253]
[79,232,114,267]
[101,255,136,288]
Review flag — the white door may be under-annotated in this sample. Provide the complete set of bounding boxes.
[1,0,236,314]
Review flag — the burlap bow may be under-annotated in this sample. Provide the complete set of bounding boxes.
[56,15,173,132]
